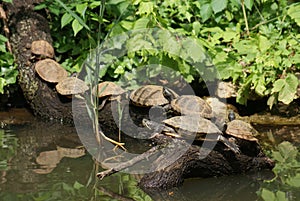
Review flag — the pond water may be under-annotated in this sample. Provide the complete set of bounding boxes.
[0,113,299,201]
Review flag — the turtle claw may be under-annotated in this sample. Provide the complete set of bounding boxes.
[218,135,241,154]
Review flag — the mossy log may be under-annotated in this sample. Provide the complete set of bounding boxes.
[5,0,73,122]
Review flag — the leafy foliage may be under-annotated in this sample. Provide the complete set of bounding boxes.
[258,141,300,201]
[0,34,17,94]
[36,0,300,106]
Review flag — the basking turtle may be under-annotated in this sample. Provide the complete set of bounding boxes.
[31,40,54,58]
[56,77,89,96]
[143,116,240,154]
[94,81,126,109]
[168,95,213,119]
[96,81,126,100]
[130,85,178,107]
[225,119,259,142]
[35,59,68,83]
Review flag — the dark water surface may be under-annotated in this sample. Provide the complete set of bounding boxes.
[0,118,297,201]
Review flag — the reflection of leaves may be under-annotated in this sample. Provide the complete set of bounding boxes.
[259,142,300,201]
[286,173,300,188]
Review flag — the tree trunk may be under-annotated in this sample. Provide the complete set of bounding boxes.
[5,0,73,123]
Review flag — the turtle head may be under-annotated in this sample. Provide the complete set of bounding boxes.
[162,87,176,102]
[228,110,236,122]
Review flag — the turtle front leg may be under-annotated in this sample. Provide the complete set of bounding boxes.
[217,135,240,154]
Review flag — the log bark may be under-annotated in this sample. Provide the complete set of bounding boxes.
[5,0,73,123]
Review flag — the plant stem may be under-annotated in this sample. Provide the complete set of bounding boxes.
[241,0,250,36]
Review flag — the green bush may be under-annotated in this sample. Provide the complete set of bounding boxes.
[36,0,300,106]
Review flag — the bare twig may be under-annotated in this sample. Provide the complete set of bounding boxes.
[96,145,160,179]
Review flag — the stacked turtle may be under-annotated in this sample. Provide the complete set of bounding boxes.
[129,84,260,155]
[31,40,89,96]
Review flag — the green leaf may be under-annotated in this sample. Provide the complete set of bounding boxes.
[259,35,271,53]
[72,19,84,36]
[286,173,300,188]
[261,189,275,201]
[61,13,73,28]
[192,21,201,36]
[254,76,266,96]
[3,0,12,3]
[73,181,84,190]
[0,78,6,94]
[133,17,150,29]
[55,0,90,31]
[76,3,88,19]
[200,3,212,22]
[272,74,298,104]
[181,38,206,63]
[244,0,254,10]
[276,191,288,201]
[211,0,228,14]
[278,141,298,161]
[137,2,154,16]
[287,4,300,27]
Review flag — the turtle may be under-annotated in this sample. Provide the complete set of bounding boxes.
[56,77,89,96]
[96,81,126,100]
[31,40,55,58]
[225,119,259,142]
[130,85,178,107]
[224,114,261,156]
[94,81,126,109]
[35,59,68,83]
[142,115,240,154]
[168,95,213,119]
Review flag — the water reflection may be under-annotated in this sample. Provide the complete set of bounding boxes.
[0,119,297,200]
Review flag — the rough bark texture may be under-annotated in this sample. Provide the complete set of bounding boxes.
[5,0,73,123]
[96,102,275,190]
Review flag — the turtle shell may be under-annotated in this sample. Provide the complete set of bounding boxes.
[56,77,89,95]
[162,116,222,140]
[225,119,258,142]
[96,81,126,99]
[31,40,54,58]
[171,95,213,118]
[130,85,178,107]
[35,59,68,83]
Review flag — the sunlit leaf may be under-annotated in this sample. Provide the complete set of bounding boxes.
[137,2,154,15]
[55,0,90,31]
[72,19,84,36]
[200,3,212,22]
[61,13,73,28]
[287,4,300,27]
[244,0,254,10]
[259,35,271,53]
[0,78,5,94]
[211,0,228,14]
[272,74,298,104]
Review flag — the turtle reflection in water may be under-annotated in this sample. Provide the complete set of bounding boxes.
[142,116,240,154]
